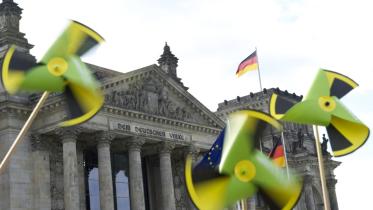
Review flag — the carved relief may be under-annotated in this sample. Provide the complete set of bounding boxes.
[105,75,193,122]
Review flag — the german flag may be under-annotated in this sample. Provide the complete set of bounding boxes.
[236,50,258,77]
[269,138,286,168]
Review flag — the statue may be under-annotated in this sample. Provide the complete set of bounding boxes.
[297,128,304,149]
[321,134,329,155]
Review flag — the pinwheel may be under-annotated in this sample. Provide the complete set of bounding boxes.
[270,69,369,157]
[2,20,104,126]
[0,20,104,171]
[185,110,302,210]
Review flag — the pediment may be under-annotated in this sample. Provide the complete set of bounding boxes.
[101,65,224,129]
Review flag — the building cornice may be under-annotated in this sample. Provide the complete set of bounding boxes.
[103,105,221,135]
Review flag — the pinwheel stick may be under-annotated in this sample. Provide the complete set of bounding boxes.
[313,125,331,210]
[241,199,248,210]
[0,91,49,172]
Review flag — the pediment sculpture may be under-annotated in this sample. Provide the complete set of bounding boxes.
[105,76,193,122]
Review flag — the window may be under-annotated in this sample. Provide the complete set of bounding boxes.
[85,151,100,210]
[84,151,130,210]
[88,168,100,210]
[112,153,130,210]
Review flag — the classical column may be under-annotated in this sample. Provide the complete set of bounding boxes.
[97,132,115,210]
[127,137,146,210]
[56,128,80,210]
[327,178,339,210]
[31,134,51,210]
[184,145,199,210]
[77,147,86,210]
[304,175,316,210]
[158,142,176,210]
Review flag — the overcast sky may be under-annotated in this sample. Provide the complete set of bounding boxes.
[15,0,373,209]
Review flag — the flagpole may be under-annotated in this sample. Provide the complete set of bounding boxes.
[259,137,263,152]
[280,132,290,179]
[0,91,49,172]
[313,125,331,210]
[255,47,263,92]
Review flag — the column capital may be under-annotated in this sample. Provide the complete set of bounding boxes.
[55,127,81,143]
[158,142,176,154]
[186,144,200,155]
[186,144,200,161]
[177,144,200,158]
[327,178,337,188]
[96,131,116,146]
[127,137,145,151]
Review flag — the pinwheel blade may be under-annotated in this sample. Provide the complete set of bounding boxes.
[219,111,282,174]
[59,55,103,126]
[269,92,333,127]
[62,82,103,126]
[323,69,358,99]
[304,70,330,100]
[280,100,331,126]
[185,155,257,210]
[185,155,230,210]
[223,175,257,206]
[19,65,65,92]
[2,46,37,94]
[305,69,358,100]
[41,20,104,63]
[269,93,301,120]
[326,98,369,156]
[251,151,302,210]
[63,55,99,88]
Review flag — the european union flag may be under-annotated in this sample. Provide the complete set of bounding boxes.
[192,128,225,182]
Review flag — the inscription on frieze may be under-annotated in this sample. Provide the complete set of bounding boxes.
[110,120,191,141]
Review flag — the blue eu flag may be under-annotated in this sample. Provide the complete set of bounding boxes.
[192,128,225,182]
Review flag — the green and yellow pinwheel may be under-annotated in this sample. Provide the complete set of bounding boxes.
[2,20,104,126]
[185,110,302,210]
[270,69,369,157]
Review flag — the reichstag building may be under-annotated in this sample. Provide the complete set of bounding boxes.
[0,1,339,210]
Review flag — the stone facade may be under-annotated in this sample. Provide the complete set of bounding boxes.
[0,1,340,210]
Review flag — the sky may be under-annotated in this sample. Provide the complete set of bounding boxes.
[15,0,373,209]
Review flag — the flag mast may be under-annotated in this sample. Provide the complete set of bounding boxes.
[236,48,264,210]
[250,47,263,210]
[255,47,263,92]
